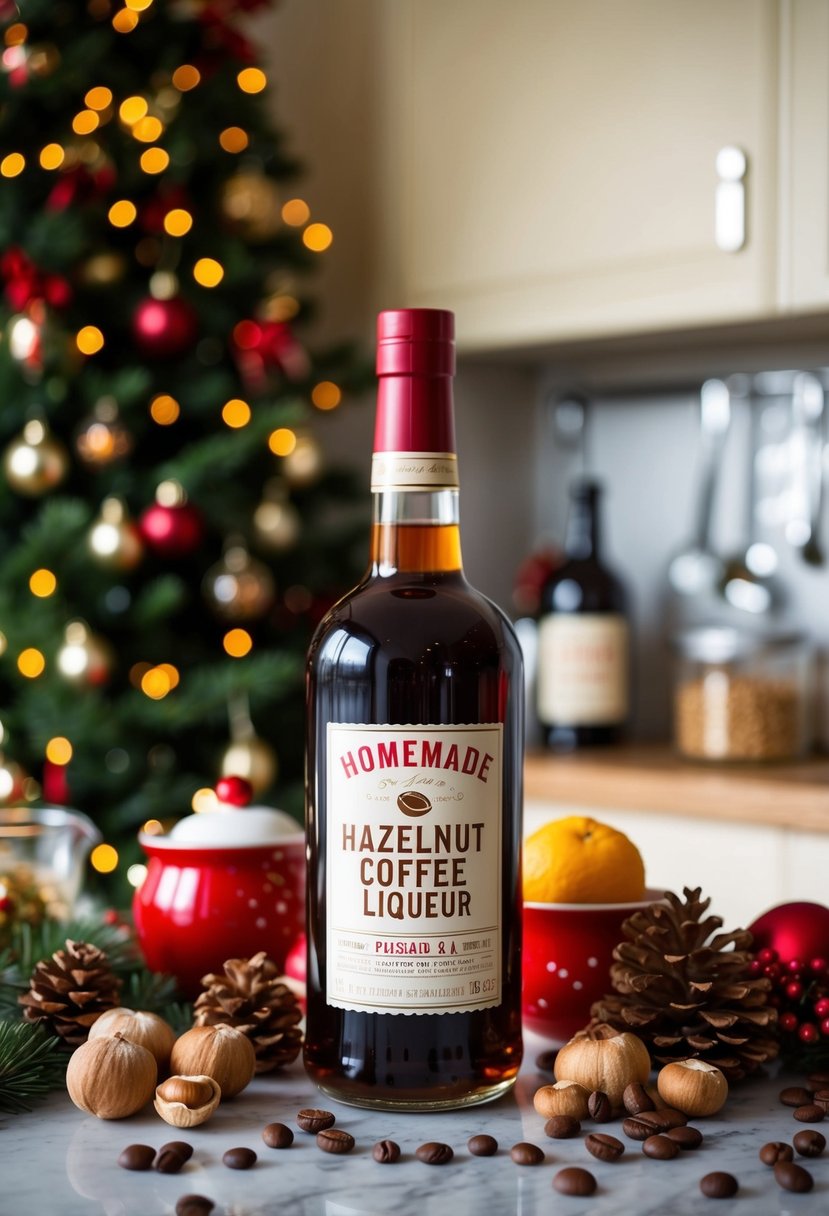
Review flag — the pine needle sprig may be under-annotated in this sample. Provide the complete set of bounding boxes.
[0,1022,65,1113]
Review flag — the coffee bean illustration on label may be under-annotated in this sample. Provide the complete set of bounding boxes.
[397,791,432,817]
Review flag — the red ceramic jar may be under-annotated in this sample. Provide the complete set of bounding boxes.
[133,831,305,997]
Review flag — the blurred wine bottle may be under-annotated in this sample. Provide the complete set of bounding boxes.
[536,479,629,750]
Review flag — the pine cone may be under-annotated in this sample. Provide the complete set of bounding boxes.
[19,939,122,1047]
[193,952,303,1073]
[590,887,778,1081]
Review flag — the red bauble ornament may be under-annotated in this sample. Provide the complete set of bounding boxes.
[132,296,198,359]
[215,775,253,807]
[139,492,204,558]
[749,902,829,966]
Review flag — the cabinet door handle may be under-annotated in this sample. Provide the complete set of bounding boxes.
[715,146,747,253]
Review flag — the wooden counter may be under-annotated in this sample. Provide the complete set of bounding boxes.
[524,746,829,833]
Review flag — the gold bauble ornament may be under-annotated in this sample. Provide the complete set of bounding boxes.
[253,480,301,552]
[0,756,29,806]
[56,621,114,687]
[220,735,278,794]
[3,420,69,496]
[282,433,323,487]
[80,252,127,288]
[203,543,275,621]
[219,171,281,242]
[88,498,144,570]
[75,398,133,468]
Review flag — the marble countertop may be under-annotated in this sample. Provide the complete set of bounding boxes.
[2,1035,827,1216]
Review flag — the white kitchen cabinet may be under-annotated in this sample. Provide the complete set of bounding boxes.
[779,0,829,311]
[372,0,783,351]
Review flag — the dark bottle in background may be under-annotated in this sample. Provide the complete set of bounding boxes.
[536,479,629,749]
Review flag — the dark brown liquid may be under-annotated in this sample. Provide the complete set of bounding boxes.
[305,530,523,1109]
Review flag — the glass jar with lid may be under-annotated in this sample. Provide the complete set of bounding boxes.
[673,627,812,762]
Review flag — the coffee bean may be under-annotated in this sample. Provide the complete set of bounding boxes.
[262,1122,294,1149]
[807,1071,829,1091]
[774,1161,814,1193]
[665,1126,703,1150]
[648,1107,688,1130]
[587,1090,612,1122]
[642,1134,680,1161]
[759,1141,793,1166]
[117,1144,155,1171]
[154,1147,186,1175]
[535,1048,558,1072]
[793,1129,826,1158]
[159,1141,193,1164]
[544,1115,580,1139]
[372,1139,401,1163]
[317,1129,355,1155]
[812,1088,829,1111]
[553,1167,596,1197]
[510,1141,544,1165]
[794,1103,825,1123]
[297,1108,336,1133]
[416,1141,453,1165]
[623,1082,655,1115]
[175,1198,214,1216]
[700,1171,739,1199]
[468,1134,498,1157]
[585,1132,624,1162]
[222,1147,257,1170]
[623,1115,656,1141]
[780,1085,813,1107]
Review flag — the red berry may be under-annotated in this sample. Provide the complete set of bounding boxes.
[788,958,804,973]
[215,775,254,806]
[814,998,829,1018]
[787,981,804,1000]
[748,959,763,976]
[764,963,782,980]
[799,1022,820,1044]
[821,1018,829,1037]
[779,1012,799,1033]
[758,947,778,965]
[810,957,828,975]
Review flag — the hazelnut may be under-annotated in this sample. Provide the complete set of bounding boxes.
[554,1027,651,1111]
[170,1024,255,1099]
[66,1032,157,1120]
[154,1074,221,1128]
[533,1080,591,1121]
[656,1059,728,1117]
[89,1007,176,1069]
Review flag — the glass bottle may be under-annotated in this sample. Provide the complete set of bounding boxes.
[305,308,524,1110]
[536,479,629,749]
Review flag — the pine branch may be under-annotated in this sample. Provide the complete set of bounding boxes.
[0,1022,66,1113]
[0,918,139,1019]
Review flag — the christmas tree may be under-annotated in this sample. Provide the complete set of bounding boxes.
[0,0,367,899]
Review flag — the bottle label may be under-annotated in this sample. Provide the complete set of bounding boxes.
[537,614,629,725]
[325,723,503,1016]
[370,451,459,492]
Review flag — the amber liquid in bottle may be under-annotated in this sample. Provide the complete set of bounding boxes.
[305,311,523,1111]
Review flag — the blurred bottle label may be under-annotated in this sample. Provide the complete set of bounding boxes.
[537,614,629,725]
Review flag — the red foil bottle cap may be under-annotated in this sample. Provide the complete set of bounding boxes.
[373,308,457,456]
[376,308,455,377]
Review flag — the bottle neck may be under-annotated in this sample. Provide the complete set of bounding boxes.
[565,495,600,561]
[370,373,462,576]
[370,489,463,576]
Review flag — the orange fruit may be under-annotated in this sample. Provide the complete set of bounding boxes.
[523,815,645,904]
